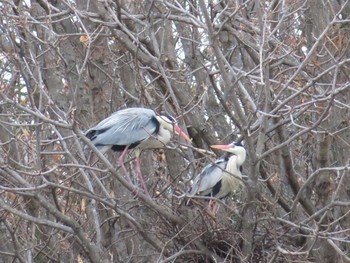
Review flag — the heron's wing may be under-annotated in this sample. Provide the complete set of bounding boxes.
[86,108,158,146]
[190,158,228,195]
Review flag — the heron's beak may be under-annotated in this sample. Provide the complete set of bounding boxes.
[174,125,191,142]
[210,144,233,150]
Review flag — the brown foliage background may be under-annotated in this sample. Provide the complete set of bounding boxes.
[0,0,349,262]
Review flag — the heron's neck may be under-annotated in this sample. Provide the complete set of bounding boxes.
[227,155,242,177]
[139,126,171,149]
[157,126,171,144]
[236,155,245,167]
[234,148,246,167]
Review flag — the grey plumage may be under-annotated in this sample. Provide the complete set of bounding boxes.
[85,107,190,154]
[189,142,246,199]
[85,107,190,196]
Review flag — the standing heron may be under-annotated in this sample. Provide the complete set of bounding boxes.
[189,142,246,212]
[85,107,191,194]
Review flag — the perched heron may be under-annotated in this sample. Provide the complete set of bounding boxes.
[85,107,191,194]
[189,142,246,212]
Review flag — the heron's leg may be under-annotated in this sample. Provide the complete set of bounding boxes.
[212,201,220,214]
[118,147,144,196]
[209,199,219,215]
[117,146,138,189]
[118,146,129,165]
[204,199,218,222]
[134,157,150,196]
[117,146,131,182]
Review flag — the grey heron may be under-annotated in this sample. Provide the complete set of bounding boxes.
[189,142,246,212]
[85,107,191,194]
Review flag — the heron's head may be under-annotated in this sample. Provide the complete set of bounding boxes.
[157,114,191,142]
[211,142,246,163]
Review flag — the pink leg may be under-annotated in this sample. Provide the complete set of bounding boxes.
[118,147,142,197]
[135,157,150,196]
[209,199,219,215]
[117,147,147,196]
[205,199,218,222]
[118,146,129,164]
[118,146,133,184]
[212,201,220,214]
